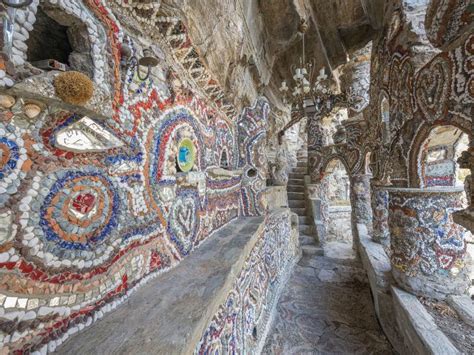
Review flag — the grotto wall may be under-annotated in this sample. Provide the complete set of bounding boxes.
[304,1,472,351]
[309,0,472,287]
[0,1,295,353]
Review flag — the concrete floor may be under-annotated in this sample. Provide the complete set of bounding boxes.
[263,242,394,354]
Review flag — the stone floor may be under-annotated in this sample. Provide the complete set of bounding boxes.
[262,242,394,354]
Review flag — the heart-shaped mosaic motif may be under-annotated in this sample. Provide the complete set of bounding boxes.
[176,199,194,236]
[169,193,199,255]
[415,55,451,122]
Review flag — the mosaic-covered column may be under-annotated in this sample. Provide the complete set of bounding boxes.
[307,114,324,185]
[350,174,372,248]
[371,183,390,247]
[388,188,471,299]
[307,179,329,245]
[454,142,474,233]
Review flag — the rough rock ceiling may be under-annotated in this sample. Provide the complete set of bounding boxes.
[159,0,383,121]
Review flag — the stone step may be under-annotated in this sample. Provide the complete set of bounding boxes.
[289,173,305,179]
[292,167,307,174]
[299,235,317,246]
[302,244,324,257]
[291,207,306,216]
[288,179,304,186]
[289,199,305,208]
[288,176,304,182]
[299,215,309,224]
[299,227,314,235]
[298,223,312,230]
[288,192,305,200]
[297,162,307,168]
[287,185,304,193]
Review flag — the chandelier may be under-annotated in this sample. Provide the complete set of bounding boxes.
[277,20,349,143]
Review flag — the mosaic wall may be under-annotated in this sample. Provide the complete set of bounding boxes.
[237,98,270,217]
[388,188,470,298]
[195,209,299,354]
[0,1,271,353]
[307,1,472,209]
[308,0,472,186]
[305,0,472,295]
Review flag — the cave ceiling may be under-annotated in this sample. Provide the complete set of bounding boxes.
[148,0,384,122]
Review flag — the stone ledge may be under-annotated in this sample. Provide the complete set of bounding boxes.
[357,224,392,292]
[392,286,461,355]
[356,224,407,353]
[447,295,474,328]
[55,210,297,355]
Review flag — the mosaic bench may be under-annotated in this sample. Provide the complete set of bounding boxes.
[54,208,300,354]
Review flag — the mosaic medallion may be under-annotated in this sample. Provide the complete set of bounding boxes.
[40,171,119,249]
[177,138,196,172]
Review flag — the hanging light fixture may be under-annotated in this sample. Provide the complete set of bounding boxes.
[279,20,347,111]
[277,19,350,143]
[121,44,159,81]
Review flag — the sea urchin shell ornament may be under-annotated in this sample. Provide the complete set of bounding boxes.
[53,71,94,105]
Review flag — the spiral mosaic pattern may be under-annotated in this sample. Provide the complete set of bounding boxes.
[0,132,28,207]
[0,137,19,177]
[40,171,120,250]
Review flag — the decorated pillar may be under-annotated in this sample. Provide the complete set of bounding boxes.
[371,182,390,246]
[388,188,471,299]
[307,179,329,245]
[340,42,371,117]
[307,115,324,185]
[350,174,372,248]
[454,142,474,232]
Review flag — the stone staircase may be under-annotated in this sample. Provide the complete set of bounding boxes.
[288,145,324,257]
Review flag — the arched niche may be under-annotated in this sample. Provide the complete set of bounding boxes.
[220,149,229,168]
[408,119,472,188]
[25,6,93,77]
[417,125,470,189]
[10,0,110,91]
[323,159,351,204]
[321,158,354,253]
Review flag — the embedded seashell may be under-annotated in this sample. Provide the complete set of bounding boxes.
[0,94,15,109]
[23,103,42,119]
